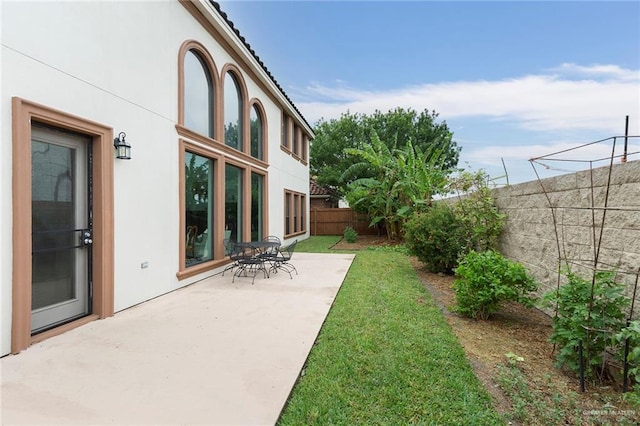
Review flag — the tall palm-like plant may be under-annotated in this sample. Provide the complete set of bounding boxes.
[343,131,450,239]
[392,139,448,217]
[343,131,397,237]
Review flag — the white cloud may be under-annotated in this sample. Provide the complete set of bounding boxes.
[295,64,640,135]
[465,139,631,164]
[459,136,640,185]
[548,63,639,81]
[293,63,639,184]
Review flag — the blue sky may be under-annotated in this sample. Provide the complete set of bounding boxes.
[219,1,640,185]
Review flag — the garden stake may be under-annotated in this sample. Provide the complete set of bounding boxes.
[622,319,630,393]
[578,339,585,392]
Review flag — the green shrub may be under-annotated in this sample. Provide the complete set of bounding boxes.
[449,171,505,252]
[404,171,505,273]
[453,250,538,320]
[404,203,464,273]
[343,226,358,243]
[541,270,630,383]
[616,320,640,406]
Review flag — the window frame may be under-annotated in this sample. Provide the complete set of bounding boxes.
[178,140,226,280]
[250,171,268,241]
[284,189,307,238]
[179,40,303,278]
[281,113,290,150]
[249,99,267,161]
[178,40,220,140]
[224,161,244,243]
[280,112,309,165]
[222,68,245,151]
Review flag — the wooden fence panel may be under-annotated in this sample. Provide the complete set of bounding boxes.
[309,208,377,236]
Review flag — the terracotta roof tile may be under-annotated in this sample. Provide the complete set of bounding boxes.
[310,179,336,197]
[210,1,313,133]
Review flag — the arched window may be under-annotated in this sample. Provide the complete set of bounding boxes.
[184,49,213,138]
[224,71,242,150]
[250,104,263,160]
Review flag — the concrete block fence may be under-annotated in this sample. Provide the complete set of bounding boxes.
[492,160,640,318]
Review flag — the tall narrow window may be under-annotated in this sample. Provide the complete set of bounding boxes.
[251,173,264,241]
[281,114,289,149]
[285,193,291,235]
[185,152,214,267]
[302,135,309,162]
[250,105,263,160]
[300,194,306,231]
[224,72,242,150]
[184,50,213,138]
[284,190,307,237]
[293,125,300,156]
[294,194,299,232]
[225,164,243,242]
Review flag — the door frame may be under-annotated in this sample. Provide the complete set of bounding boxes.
[11,97,115,353]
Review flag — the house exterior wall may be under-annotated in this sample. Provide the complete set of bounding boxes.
[493,160,640,317]
[1,0,311,355]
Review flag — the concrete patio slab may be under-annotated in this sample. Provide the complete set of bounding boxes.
[1,252,355,425]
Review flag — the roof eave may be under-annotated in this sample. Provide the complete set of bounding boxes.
[192,0,315,138]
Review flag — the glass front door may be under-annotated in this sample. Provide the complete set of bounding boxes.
[31,126,92,333]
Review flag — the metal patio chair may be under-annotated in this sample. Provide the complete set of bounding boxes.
[257,235,281,263]
[221,239,242,276]
[231,242,269,284]
[269,239,298,279]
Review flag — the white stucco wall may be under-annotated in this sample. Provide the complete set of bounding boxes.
[1,0,310,356]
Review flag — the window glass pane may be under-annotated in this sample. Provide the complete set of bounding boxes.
[302,135,308,161]
[293,125,300,156]
[294,194,299,232]
[224,72,242,150]
[225,164,243,242]
[281,114,289,148]
[285,193,291,235]
[185,152,213,267]
[250,105,263,160]
[184,50,213,137]
[301,195,306,232]
[251,173,263,241]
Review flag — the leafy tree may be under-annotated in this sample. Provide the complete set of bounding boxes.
[343,132,449,239]
[343,131,397,235]
[310,112,365,200]
[364,108,458,170]
[310,108,459,198]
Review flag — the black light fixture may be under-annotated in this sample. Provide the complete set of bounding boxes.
[113,132,131,160]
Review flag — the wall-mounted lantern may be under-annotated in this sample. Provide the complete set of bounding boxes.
[113,132,131,160]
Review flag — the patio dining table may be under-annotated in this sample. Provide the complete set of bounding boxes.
[231,240,281,284]
[237,240,279,250]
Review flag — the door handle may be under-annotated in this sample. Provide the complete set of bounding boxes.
[82,230,93,246]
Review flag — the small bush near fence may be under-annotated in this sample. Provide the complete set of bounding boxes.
[343,226,358,243]
[453,250,538,320]
[404,203,464,274]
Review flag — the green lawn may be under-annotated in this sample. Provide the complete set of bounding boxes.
[278,237,503,425]
[295,235,343,253]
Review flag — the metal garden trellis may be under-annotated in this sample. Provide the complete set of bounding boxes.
[528,116,640,393]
